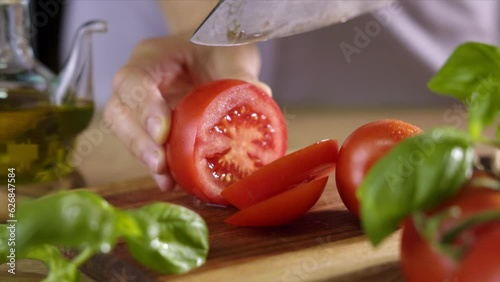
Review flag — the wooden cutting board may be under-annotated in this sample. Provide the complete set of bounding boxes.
[75,176,403,282]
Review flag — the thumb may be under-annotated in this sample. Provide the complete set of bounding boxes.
[199,44,273,96]
[219,69,273,97]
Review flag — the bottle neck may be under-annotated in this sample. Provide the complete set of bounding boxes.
[0,0,36,73]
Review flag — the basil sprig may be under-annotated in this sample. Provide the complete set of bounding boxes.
[359,42,500,246]
[0,190,209,281]
[358,129,474,245]
[428,42,500,140]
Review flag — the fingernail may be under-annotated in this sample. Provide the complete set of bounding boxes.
[152,173,175,192]
[147,116,162,142]
[142,150,161,172]
[253,81,273,96]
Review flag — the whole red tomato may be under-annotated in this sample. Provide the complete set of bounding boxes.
[167,80,287,205]
[401,179,500,282]
[335,119,422,217]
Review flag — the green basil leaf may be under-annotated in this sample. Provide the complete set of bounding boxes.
[0,231,81,282]
[0,224,12,264]
[428,42,500,99]
[16,190,120,253]
[358,128,474,245]
[124,203,209,274]
[115,210,141,238]
[467,77,500,138]
[427,42,500,139]
[26,245,80,282]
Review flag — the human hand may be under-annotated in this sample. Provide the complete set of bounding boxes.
[104,34,270,191]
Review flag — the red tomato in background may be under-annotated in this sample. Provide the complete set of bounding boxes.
[335,119,422,217]
[401,182,500,282]
[167,80,287,205]
[225,177,329,226]
[456,227,500,282]
[222,139,338,209]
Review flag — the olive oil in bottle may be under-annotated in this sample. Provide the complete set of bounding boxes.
[0,88,94,186]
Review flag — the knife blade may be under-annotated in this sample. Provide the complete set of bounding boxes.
[191,0,395,46]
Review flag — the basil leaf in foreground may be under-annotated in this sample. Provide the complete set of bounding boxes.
[0,224,12,264]
[124,203,209,274]
[26,245,80,282]
[466,77,500,139]
[428,42,500,99]
[427,42,500,139]
[358,128,474,245]
[16,190,120,253]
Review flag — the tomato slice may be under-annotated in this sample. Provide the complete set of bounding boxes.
[225,177,329,226]
[221,139,338,209]
[166,79,287,205]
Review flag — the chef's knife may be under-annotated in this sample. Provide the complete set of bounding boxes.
[191,0,395,46]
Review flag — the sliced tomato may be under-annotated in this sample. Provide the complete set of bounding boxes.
[221,139,338,209]
[166,79,287,205]
[225,177,329,226]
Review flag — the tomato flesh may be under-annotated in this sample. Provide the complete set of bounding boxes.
[205,104,275,186]
[221,139,338,209]
[335,119,422,217]
[167,80,287,205]
[225,177,328,226]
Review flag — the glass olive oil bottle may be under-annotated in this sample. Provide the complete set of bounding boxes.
[0,88,93,184]
[0,0,105,195]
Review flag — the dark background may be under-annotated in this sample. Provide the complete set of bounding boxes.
[31,1,63,73]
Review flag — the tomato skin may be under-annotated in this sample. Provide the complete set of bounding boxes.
[456,227,500,282]
[224,177,328,226]
[401,185,500,282]
[222,139,338,209]
[167,79,287,205]
[335,119,422,217]
[400,218,456,282]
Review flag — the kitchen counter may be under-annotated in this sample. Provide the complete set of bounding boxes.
[1,105,466,281]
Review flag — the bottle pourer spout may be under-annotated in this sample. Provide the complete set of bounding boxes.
[55,20,107,105]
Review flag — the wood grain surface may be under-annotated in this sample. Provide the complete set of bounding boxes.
[76,176,403,282]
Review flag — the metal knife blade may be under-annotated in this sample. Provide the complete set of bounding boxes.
[191,0,395,46]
